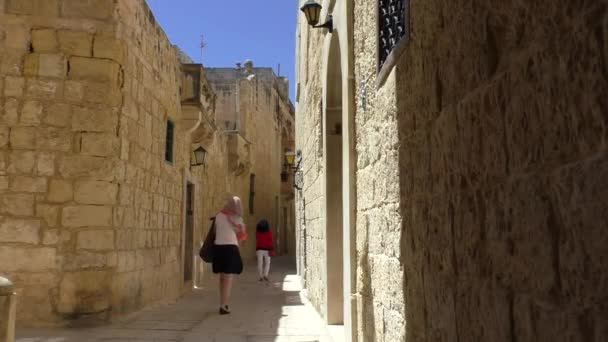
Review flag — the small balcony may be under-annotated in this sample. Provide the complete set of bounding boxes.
[179,64,216,144]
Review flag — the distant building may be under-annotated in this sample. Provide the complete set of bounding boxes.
[205,61,296,260]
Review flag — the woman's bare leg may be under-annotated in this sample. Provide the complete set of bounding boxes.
[220,273,233,307]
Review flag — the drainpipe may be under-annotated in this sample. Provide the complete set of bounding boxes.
[0,277,16,342]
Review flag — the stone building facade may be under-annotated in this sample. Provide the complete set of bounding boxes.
[295,0,608,341]
[205,63,296,260]
[0,0,294,327]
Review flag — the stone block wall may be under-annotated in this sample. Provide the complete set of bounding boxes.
[296,0,608,341]
[0,0,121,325]
[0,0,198,325]
[387,1,608,341]
[110,0,190,317]
[206,67,295,261]
[294,18,329,316]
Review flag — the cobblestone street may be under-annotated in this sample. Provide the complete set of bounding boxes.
[16,258,333,342]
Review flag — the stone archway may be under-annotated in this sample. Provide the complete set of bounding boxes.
[324,31,345,326]
[322,7,357,338]
[314,0,356,339]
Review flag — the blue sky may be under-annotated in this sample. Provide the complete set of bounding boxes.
[146,0,299,101]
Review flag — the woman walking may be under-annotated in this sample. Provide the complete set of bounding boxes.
[255,219,274,282]
[213,196,247,315]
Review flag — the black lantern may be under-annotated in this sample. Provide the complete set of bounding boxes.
[300,0,333,32]
[191,146,207,167]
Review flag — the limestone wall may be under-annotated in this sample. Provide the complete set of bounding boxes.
[296,0,608,341]
[110,0,191,317]
[0,0,122,325]
[206,66,295,261]
[0,0,201,325]
[388,1,608,341]
[294,15,329,316]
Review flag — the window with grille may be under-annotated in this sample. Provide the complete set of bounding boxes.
[165,120,174,163]
[378,0,409,71]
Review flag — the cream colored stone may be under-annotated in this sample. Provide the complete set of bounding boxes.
[3,98,19,125]
[0,152,6,176]
[36,204,59,227]
[80,133,118,157]
[0,125,8,148]
[0,52,24,76]
[10,176,47,193]
[9,127,36,149]
[62,205,112,227]
[2,25,29,51]
[0,246,57,272]
[7,151,36,174]
[0,176,8,190]
[42,229,60,245]
[26,79,60,100]
[57,270,111,314]
[61,0,115,20]
[32,28,58,53]
[21,100,43,125]
[82,81,122,106]
[77,230,114,250]
[47,179,73,203]
[93,35,125,63]
[64,80,84,102]
[58,30,93,57]
[0,219,41,244]
[6,0,59,16]
[38,54,67,78]
[72,106,118,132]
[4,76,25,97]
[44,103,72,127]
[59,155,113,180]
[63,251,113,270]
[120,138,129,160]
[23,54,40,77]
[37,153,55,176]
[74,180,118,205]
[0,193,35,216]
[36,127,71,152]
[26,54,66,78]
[69,57,120,83]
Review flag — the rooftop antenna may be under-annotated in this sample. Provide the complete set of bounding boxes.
[199,35,207,63]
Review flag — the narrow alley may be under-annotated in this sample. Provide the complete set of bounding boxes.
[15,258,333,342]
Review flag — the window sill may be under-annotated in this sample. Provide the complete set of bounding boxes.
[376,37,409,89]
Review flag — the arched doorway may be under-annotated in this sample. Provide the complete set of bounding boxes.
[324,32,344,326]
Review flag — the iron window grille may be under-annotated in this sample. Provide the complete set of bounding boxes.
[165,120,175,163]
[378,0,409,72]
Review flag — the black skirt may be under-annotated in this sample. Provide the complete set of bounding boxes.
[212,245,243,274]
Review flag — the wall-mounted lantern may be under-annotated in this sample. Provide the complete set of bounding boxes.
[300,0,333,33]
[284,150,303,190]
[191,146,207,167]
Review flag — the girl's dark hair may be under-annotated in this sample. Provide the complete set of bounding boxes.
[256,219,270,232]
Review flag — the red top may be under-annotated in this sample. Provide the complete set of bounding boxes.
[256,231,274,250]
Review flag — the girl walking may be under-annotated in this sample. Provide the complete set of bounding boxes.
[213,196,247,315]
[255,219,274,281]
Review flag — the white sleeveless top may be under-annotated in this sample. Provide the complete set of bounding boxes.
[214,212,245,246]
